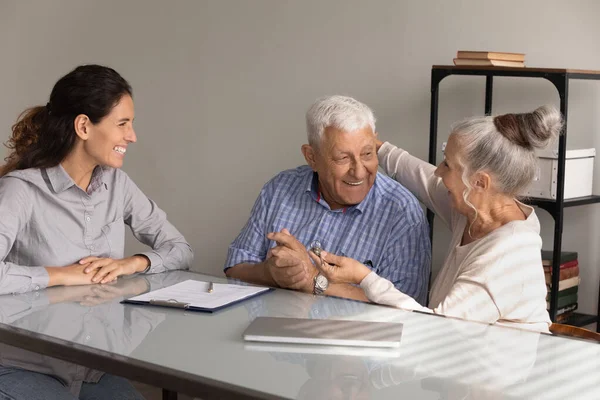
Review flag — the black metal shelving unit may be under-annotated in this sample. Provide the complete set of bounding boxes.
[428,65,600,331]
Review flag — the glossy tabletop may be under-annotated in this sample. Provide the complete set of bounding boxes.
[0,270,598,399]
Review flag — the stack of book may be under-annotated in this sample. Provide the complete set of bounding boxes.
[453,51,525,67]
[542,250,580,322]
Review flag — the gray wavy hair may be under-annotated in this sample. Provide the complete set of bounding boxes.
[306,95,376,148]
[452,105,563,227]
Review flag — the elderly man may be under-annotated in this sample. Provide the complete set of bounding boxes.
[225,95,430,304]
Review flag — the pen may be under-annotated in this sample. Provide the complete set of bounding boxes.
[208,282,214,293]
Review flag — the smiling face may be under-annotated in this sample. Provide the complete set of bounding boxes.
[434,133,470,213]
[82,94,136,169]
[302,125,378,210]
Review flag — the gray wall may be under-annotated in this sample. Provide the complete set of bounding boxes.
[1,0,599,316]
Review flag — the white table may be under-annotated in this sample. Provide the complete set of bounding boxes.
[0,270,598,399]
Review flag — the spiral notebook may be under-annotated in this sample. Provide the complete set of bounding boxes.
[122,279,272,313]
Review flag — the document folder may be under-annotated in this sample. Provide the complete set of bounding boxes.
[122,279,272,313]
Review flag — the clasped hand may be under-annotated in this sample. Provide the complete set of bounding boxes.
[265,229,373,290]
[48,256,148,287]
[80,256,147,284]
[265,229,317,292]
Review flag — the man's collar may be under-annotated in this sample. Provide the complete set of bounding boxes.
[46,164,105,194]
[305,171,377,213]
[304,171,319,198]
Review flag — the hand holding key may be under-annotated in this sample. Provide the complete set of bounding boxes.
[307,249,371,285]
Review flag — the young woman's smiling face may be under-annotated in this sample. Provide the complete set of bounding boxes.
[82,94,136,169]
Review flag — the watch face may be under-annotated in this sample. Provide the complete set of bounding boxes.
[315,274,328,288]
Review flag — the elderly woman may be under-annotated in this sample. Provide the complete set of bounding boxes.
[0,64,192,399]
[300,106,561,333]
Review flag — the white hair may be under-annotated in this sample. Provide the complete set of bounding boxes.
[305,95,376,147]
[451,105,563,236]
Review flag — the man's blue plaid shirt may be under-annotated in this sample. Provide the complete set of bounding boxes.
[225,165,431,305]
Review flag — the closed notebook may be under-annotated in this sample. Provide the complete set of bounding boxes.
[243,317,403,348]
[244,342,402,358]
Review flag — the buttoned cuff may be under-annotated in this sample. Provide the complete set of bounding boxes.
[28,266,50,293]
[138,251,164,274]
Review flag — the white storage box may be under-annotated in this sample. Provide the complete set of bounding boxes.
[522,148,595,199]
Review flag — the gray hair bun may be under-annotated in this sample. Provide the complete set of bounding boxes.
[493,105,563,150]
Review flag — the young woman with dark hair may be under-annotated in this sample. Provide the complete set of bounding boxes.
[0,65,193,399]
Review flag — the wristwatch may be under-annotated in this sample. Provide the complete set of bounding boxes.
[313,273,329,295]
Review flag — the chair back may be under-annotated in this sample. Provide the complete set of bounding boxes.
[550,323,600,343]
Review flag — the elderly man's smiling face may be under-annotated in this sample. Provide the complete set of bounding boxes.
[302,125,378,210]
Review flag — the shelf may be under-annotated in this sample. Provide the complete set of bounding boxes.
[428,64,600,325]
[561,312,599,328]
[526,195,600,210]
[432,65,600,80]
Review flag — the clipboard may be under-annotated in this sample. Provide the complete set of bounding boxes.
[121,279,273,313]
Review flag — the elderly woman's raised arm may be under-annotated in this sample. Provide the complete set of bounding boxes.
[378,142,453,227]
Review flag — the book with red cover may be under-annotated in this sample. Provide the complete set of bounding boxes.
[544,263,579,283]
[543,259,578,270]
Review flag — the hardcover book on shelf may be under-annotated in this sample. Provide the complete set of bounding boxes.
[456,50,525,62]
[546,293,578,310]
[547,286,579,299]
[543,259,578,271]
[453,58,525,67]
[546,276,580,292]
[541,250,578,266]
[544,264,579,283]
[556,310,577,324]
[557,303,578,315]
